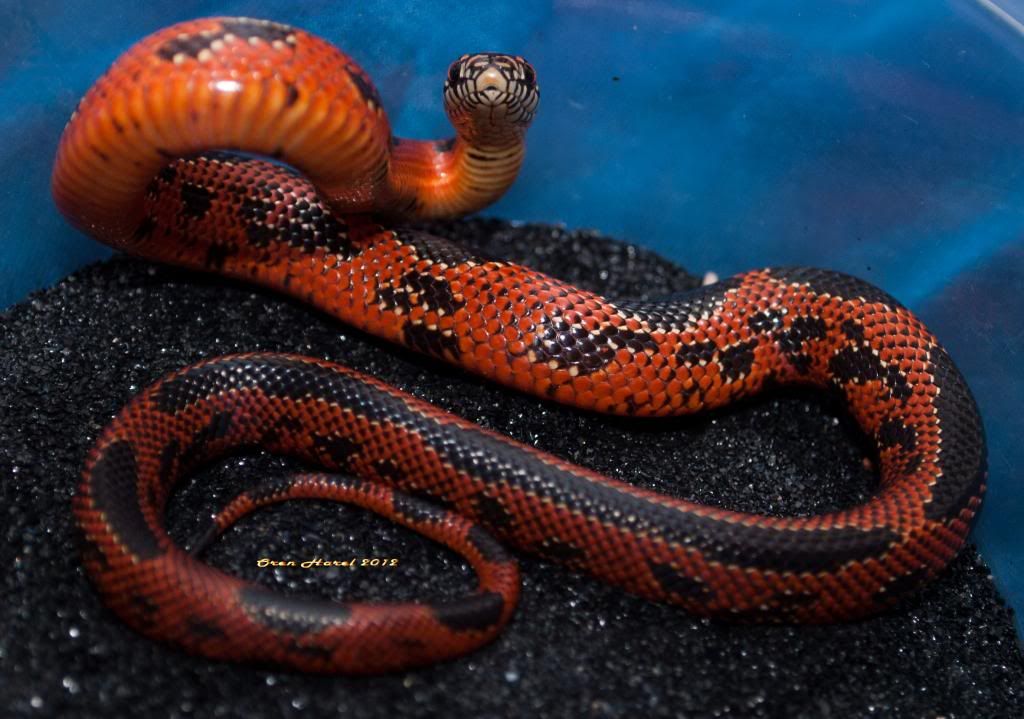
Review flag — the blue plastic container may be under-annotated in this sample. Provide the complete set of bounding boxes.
[2,1,1022,634]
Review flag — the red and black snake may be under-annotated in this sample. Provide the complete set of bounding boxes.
[52,17,987,673]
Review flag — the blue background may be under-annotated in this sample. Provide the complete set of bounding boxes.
[2,1,1022,634]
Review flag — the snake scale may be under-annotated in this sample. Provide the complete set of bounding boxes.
[50,17,987,673]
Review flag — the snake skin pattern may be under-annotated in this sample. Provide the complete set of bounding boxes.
[52,17,987,673]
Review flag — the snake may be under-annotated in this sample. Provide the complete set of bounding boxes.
[51,17,987,674]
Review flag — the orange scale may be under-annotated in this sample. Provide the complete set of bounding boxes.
[552,296,572,311]
[607,370,628,390]
[442,264,461,280]
[487,334,506,351]
[580,316,602,333]
[614,349,632,366]
[516,317,535,333]
[553,385,576,405]
[472,344,491,364]
[485,319,502,335]
[612,387,632,405]
[592,379,614,399]
[571,376,593,394]
[512,371,535,394]
[508,340,528,357]
[619,363,640,381]
[639,364,658,382]
[502,325,520,342]
[507,355,533,375]
[575,390,597,408]
[530,363,550,380]
[898,382,921,398]
[562,310,582,325]
[492,364,515,387]
[686,392,704,411]
[551,368,572,386]
[715,384,738,404]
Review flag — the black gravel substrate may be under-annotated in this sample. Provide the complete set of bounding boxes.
[1,218,1021,719]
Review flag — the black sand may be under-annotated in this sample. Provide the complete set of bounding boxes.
[1,218,1021,718]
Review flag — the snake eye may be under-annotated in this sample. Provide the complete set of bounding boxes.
[447,62,461,87]
[522,63,535,87]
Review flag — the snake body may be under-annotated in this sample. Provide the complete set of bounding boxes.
[52,18,987,673]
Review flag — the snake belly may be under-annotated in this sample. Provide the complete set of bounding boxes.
[53,17,987,673]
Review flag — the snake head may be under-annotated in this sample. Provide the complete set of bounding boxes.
[443,53,539,140]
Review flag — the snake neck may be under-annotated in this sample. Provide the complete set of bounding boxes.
[381,135,527,219]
